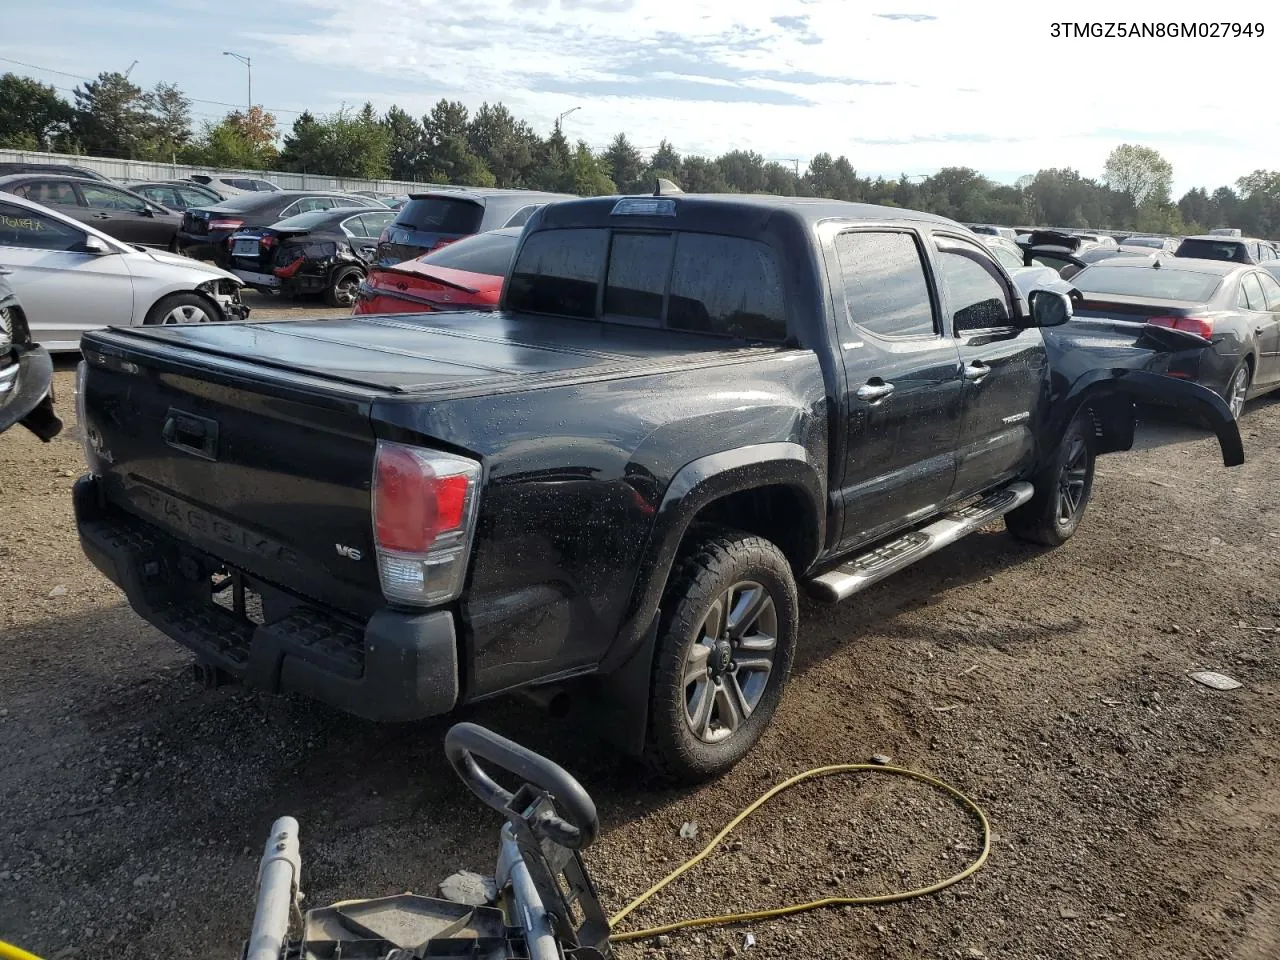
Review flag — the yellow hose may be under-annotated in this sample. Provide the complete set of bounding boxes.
[0,940,43,960]
[608,762,991,943]
[0,765,989,960]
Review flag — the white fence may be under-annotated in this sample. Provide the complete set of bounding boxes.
[0,148,455,195]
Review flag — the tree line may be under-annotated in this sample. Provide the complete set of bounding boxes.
[2,71,1278,238]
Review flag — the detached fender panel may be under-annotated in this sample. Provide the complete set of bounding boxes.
[1059,368,1243,467]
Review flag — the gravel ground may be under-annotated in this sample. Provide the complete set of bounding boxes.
[1,350,1277,959]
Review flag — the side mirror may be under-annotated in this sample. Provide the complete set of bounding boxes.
[79,236,113,255]
[1029,290,1072,327]
[139,207,156,218]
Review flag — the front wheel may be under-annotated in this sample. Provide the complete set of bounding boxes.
[644,529,798,783]
[143,292,218,326]
[1006,414,1096,547]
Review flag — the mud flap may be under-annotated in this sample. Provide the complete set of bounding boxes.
[585,612,660,757]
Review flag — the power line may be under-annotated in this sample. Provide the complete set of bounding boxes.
[0,54,306,115]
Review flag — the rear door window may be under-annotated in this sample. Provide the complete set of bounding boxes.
[506,227,607,318]
[834,230,937,339]
[14,180,78,207]
[293,197,335,214]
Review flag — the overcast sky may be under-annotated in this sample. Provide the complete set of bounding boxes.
[3,0,1276,193]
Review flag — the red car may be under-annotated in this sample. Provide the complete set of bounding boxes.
[354,227,519,315]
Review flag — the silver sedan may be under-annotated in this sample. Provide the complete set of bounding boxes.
[0,192,248,351]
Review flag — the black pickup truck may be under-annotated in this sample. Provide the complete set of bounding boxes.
[73,192,1243,782]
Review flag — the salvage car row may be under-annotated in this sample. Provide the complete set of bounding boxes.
[4,172,1280,449]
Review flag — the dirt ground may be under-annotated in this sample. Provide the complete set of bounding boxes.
[1,315,1277,959]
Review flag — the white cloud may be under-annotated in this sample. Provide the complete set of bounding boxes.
[252,0,1280,191]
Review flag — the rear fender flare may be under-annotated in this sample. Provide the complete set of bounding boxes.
[603,441,824,674]
[590,442,823,756]
[1053,369,1243,467]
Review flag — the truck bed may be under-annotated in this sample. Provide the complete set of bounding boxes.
[78,310,783,623]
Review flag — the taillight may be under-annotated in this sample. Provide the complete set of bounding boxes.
[260,235,276,248]
[372,442,481,605]
[1148,316,1214,338]
[209,218,244,231]
[378,226,392,243]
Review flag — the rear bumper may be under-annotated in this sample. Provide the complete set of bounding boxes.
[73,476,460,721]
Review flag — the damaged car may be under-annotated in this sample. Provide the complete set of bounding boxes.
[227,206,395,306]
[0,275,61,440]
[1071,256,1280,418]
[354,226,519,315]
[0,194,248,351]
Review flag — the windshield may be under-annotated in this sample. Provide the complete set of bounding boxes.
[395,196,484,234]
[1073,265,1222,301]
[420,230,520,276]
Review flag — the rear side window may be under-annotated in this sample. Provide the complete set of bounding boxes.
[422,230,520,276]
[666,233,786,341]
[396,197,485,235]
[1240,272,1266,310]
[506,227,607,318]
[835,231,936,339]
[1256,271,1280,310]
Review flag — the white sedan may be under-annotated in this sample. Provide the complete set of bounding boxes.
[0,192,248,352]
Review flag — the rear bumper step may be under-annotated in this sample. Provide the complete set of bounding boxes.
[808,482,1035,602]
[73,476,460,722]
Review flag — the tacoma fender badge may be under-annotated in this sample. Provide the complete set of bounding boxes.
[1002,411,1031,424]
[335,543,363,560]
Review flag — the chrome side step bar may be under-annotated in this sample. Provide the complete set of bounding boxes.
[808,481,1035,602]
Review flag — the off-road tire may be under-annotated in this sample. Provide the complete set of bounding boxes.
[1005,414,1096,547]
[644,527,798,784]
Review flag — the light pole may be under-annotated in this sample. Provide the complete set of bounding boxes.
[223,51,252,110]
[556,106,581,129]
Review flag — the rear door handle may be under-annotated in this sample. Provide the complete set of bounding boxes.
[92,213,111,220]
[855,381,895,402]
[964,362,991,381]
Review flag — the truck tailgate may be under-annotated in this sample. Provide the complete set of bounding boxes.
[80,339,382,617]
